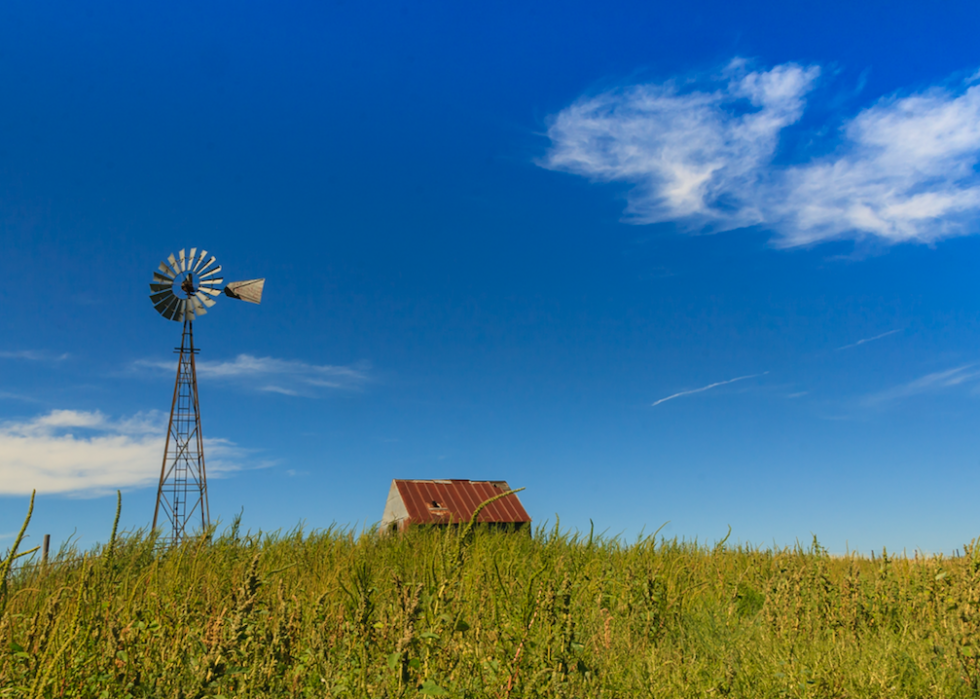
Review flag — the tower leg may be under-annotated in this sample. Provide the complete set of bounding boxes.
[153,319,210,545]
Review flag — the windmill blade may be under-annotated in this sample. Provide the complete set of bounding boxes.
[153,272,173,284]
[156,265,175,281]
[190,297,208,317]
[192,250,209,273]
[157,295,181,320]
[195,291,217,308]
[150,289,176,305]
[167,254,179,273]
[178,249,188,272]
[199,278,223,290]
[197,286,221,297]
[199,265,222,280]
[224,279,265,304]
[174,299,194,322]
[153,294,176,314]
[149,283,172,293]
[196,255,217,275]
[189,248,197,265]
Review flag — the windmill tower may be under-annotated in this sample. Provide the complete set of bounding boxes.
[149,248,264,544]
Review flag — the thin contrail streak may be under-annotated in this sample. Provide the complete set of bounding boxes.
[836,329,901,351]
[651,372,769,407]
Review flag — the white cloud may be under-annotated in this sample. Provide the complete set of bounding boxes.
[836,329,901,351]
[541,61,980,247]
[652,371,768,407]
[0,410,246,496]
[0,350,69,362]
[260,385,301,396]
[131,354,369,396]
[864,364,980,405]
[0,391,38,402]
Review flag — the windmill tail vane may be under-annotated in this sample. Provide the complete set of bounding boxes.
[148,248,264,545]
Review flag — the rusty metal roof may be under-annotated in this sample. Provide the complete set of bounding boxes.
[394,479,531,525]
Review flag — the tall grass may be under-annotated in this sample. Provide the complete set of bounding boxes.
[3,494,980,697]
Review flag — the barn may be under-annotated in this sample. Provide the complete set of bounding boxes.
[380,479,531,533]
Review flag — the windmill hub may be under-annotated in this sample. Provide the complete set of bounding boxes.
[179,274,197,296]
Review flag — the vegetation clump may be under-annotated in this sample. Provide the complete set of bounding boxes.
[3,494,980,697]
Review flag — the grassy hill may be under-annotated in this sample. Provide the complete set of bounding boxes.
[3,496,980,698]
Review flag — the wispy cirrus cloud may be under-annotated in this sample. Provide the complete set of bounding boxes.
[652,371,768,407]
[0,350,69,362]
[541,60,980,247]
[0,409,248,497]
[836,329,902,351]
[0,391,39,402]
[864,364,980,405]
[130,354,370,397]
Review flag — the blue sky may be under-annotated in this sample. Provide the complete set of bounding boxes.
[3,0,980,555]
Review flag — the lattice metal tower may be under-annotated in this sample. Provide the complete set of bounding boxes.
[153,319,208,542]
[148,248,264,544]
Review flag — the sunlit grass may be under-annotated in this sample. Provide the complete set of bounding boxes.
[3,492,980,697]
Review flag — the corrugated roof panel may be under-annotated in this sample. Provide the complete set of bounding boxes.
[476,482,506,521]
[393,479,531,526]
[453,482,481,520]
[487,482,524,522]
[485,482,519,521]
[399,481,425,523]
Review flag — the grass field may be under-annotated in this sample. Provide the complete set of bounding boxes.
[3,492,980,698]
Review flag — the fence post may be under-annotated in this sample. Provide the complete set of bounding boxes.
[42,534,50,566]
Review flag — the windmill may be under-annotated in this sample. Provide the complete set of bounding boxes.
[149,248,264,544]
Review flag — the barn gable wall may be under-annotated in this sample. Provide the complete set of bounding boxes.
[380,480,409,533]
